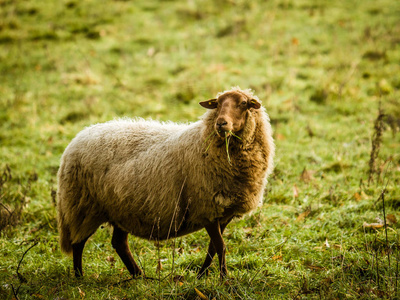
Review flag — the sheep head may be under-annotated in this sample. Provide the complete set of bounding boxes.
[199,89,261,138]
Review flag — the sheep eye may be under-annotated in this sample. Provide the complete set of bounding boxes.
[241,101,247,105]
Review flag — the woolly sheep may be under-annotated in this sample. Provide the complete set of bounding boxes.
[57,87,275,279]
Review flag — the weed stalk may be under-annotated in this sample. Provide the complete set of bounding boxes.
[203,130,217,153]
[396,234,399,296]
[248,238,287,284]
[381,189,390,270]
[225,132,232,165]
[156,218,161,294]
[368,103,385,185]
[373,231,383,292]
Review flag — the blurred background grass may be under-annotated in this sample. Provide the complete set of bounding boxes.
[1,0,400,299]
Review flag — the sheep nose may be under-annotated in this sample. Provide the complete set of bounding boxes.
[217,120,228,129]
[216,118,231,136]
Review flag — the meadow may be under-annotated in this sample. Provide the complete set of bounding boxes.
[1,0,400,298]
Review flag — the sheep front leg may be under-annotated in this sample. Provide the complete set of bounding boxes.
[111,226,142,277]
[197,239,217,279]
[198,219,229,279]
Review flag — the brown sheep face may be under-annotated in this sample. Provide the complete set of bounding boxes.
[200,91,261,138]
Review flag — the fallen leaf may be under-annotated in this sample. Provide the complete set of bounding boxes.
[29,227,40,234]
[147,47,156,57]
[157,260,163,273]
[293,184,299,198]
[363,222,384,229]
[191,247,201,253]
[387,214,397,224]
[106,256,115,267]
[307,265,324,271]
[275,133,286,140]
[173,275,185,283]
[194,288,208,300]
[354,192,362,201]
[296,210,310,222]
[207,63,225,73]
[78,287,85,298]
[300,167,313,183]
[99,29,107,37]
[272,255,283,261]
[243,227,253,237]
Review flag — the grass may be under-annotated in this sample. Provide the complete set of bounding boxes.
[1,0,400,298]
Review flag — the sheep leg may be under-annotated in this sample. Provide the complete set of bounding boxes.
[111,226,142,277]
[72,237,89,278]
[197,220,230,279]
[197,240,217,279]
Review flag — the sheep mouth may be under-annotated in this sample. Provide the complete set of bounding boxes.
[216,129,242,140]
[216,130,231,139]
[203,129,242,165]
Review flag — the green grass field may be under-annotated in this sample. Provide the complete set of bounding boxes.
[1,0,400,298]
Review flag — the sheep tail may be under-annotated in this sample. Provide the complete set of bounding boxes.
[58,212,73,255]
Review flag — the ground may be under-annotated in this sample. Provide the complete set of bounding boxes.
[0,0,400,299]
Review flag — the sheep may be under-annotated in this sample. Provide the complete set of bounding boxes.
[57,87,275,279]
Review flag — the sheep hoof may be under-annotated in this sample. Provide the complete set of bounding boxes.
[74,270,83,279]
[196,270,208,279]
[131,270,143,279]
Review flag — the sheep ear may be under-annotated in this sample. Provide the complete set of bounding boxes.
[199,99,218,109]
[249,98,261,109]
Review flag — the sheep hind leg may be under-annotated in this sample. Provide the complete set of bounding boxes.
[72,236,90,278]
[111,225,142,278]
[197,220,230,279]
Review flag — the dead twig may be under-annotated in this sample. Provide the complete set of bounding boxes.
[0,202,12,215]
[16,240,39,283]
[9,241,38,300]
[11,284,20,300]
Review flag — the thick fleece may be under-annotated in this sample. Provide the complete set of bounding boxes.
[57,88,274,254]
